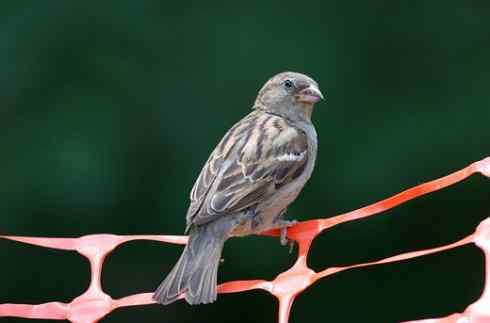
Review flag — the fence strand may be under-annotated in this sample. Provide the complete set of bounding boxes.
[1,156,489,323]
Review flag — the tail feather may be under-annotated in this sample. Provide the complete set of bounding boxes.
[153,223,226,305]
[188,243,222,304]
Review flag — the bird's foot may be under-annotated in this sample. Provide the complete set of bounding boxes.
[278,220,297,253]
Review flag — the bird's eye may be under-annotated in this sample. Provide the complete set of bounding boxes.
[284,79,294,89]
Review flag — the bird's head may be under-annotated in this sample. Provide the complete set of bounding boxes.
[254,71,324,122]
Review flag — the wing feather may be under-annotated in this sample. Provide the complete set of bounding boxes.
[186,111,308,228]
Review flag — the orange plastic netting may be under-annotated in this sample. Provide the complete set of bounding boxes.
[1,157,489,323]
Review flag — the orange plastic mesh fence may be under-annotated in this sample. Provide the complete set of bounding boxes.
[1,157,489,323]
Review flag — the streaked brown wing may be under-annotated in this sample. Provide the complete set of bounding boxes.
[186,111,308,228]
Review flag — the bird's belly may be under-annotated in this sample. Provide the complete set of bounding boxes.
[230,185,302,237]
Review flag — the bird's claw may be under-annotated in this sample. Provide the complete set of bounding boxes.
[279,220,297,253]
[287,239,295,254]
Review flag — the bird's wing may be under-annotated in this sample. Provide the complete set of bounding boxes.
[186,111,308,228]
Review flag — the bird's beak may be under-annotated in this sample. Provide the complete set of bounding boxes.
[296,85,324,103]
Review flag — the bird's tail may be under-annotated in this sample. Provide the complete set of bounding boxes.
[153,221,228,305]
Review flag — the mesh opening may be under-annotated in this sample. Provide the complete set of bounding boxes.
[1,156,489,323]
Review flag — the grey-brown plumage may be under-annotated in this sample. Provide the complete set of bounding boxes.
[153,72,324,305]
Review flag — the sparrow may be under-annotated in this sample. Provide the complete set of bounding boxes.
[153,71,324,305]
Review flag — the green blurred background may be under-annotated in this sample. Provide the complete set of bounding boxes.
[1,1,489,322]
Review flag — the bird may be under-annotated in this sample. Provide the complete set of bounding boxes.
[153,71,324,305]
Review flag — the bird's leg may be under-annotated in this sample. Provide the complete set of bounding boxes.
[273,208,297,252]
[278,219,297,250]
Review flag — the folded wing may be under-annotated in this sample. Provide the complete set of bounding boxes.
[186,111,308,229]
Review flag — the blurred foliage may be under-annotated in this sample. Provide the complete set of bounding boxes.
[1,1,489,322]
